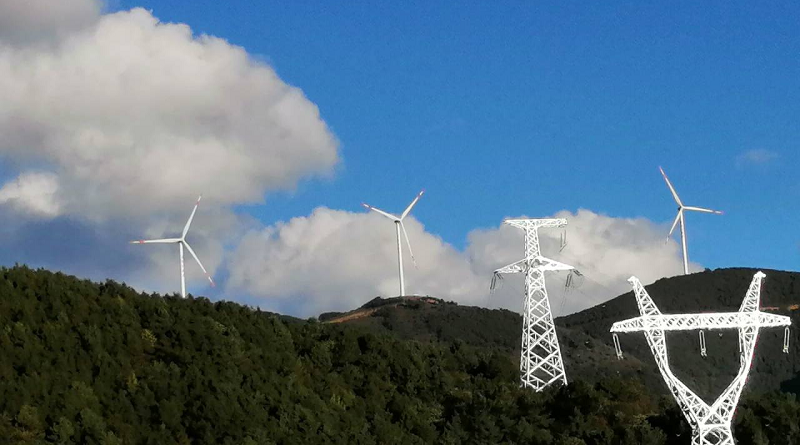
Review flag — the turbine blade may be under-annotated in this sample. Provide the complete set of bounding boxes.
[659,166,683,207]
[362,203,398,221]
[130,238,181,244]
[183,242,215,287]
[684,206,723,215]
[400,222,416,268]
[182,195,202,238]
[400,189,425,220]
[667,211,681,237]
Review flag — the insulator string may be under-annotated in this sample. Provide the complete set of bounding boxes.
[699,330,707,357]
[784,327,790,354]
[612,333,623,360]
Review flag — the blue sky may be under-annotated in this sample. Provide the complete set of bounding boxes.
[116,0,799,271]
[0,1,797,315]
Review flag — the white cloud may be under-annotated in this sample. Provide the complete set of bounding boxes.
[0,0,102,46]
[227,207,694,317]
[0,4,339,296]
[469,209,700,314]
[736,149,778,167]
[226,208,485,315]
[0,171,60,217]
[0,7,339,223]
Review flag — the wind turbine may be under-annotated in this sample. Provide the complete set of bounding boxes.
[131,195,215,298]
[660,167,722,275]
[362,190,424,297]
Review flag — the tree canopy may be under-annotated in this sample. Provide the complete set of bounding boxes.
[0,265,798,444]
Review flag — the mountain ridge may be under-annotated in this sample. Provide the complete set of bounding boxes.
[1,264,799,443]
[323,268,800,399]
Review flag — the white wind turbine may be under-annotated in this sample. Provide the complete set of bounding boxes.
[659,167,723,275]
[362,190,424,297]
[131,195,215,298]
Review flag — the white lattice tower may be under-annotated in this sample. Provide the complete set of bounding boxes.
[611,272,791,445]
[493,218,574,391]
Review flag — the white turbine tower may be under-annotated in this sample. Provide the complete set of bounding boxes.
[131,195,215,298]
[362,190,424,297]
[611,272,791,445]
[491,218,575,391]
[660,166,723,275]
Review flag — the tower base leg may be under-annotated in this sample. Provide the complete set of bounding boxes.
[693,425,733,445]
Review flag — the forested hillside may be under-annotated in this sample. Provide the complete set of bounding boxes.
[561,268,800,398]
[1,266,799,444]
[327,268,800,400]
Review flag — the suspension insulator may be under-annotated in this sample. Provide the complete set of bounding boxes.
[612,333,623,360]
[699,330,707,357]
[784,327,790,354]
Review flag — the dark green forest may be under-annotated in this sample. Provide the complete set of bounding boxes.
[328,268,800,400]
[1,266,799,444]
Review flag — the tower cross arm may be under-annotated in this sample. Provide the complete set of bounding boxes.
[493,258,527,275]
[492,255,574,276]
[610,271,786,444]
[531,255,574,272]
[504,218,567,230]
[611,312,791,333]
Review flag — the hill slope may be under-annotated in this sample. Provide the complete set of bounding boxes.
[561,268,800,398]
[325,268,800,400]
[321,296,521,352]
[0,266,668,443]
[1,265,798,444]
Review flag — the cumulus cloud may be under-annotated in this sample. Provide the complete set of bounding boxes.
[0,0,102,46]
[0,7,338,223]
[0,171,60,217]
[468,209,700,313]
[735,149,778,167]
[0,3,339,296]
[226,208,485,315]
[227,207,693,317]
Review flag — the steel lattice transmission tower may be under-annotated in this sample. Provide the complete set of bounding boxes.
[611,272,791,445]
[492,218,574,391]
